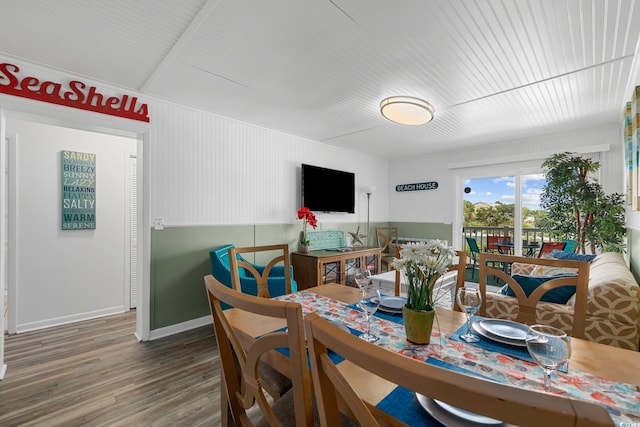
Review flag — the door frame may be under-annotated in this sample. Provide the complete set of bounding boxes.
[0,101,150,379]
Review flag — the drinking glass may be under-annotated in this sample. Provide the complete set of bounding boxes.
[354,268,372,290]
[358,283,381,343]
[525,325,571,393]
[456,287,482,342]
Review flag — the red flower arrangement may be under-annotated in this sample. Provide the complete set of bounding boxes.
[297,206,318,244]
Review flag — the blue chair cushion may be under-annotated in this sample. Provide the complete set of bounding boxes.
[550,250,597,262]
[501,273,577,304]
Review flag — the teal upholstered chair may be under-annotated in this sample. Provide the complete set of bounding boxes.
[210,244,297,300]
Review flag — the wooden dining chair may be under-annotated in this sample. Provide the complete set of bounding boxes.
[204,274,313,426]
[375,226,398,272]
[477,252,590,339]
[304,313,612,427]
[228,244,293,298]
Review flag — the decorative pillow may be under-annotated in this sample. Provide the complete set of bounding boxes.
[550,250,597,262]
[501,274,577,304]
[530,265,578,277]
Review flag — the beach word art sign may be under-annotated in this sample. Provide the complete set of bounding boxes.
[61,150,96,230]
[395,181,438,192]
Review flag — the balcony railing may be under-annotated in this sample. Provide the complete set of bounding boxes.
[463,226,551,255]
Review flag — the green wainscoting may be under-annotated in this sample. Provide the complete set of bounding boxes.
[150,221,453,330]
[150,222,366,330]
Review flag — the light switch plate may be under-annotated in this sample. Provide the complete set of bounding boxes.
[153,217,164,230]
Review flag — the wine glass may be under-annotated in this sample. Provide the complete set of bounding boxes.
[358,283,381,343]
[456,287,482,342]
[525,325,571,393]
[354,268,372,290]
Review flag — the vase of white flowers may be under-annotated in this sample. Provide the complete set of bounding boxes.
[392,241,456,344]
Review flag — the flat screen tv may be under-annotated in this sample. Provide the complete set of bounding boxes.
[301,164,355,213]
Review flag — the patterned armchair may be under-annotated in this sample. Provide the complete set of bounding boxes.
[485,252,640,350]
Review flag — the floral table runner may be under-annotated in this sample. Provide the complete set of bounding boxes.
[276,291,640,425]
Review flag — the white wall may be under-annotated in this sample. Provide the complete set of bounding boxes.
[7,119,136,332]
[147,101,389,227]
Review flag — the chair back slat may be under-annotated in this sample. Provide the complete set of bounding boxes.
[228,244,293,298]
[478,252,590,339]
[375,227,398,255]
[304,312,612,427]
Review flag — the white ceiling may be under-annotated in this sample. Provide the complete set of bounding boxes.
[1,0,640,159]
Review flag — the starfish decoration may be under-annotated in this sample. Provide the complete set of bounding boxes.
[557,374,591,391]
[349,226,366,245]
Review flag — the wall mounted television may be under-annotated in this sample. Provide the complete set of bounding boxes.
[301,164,355,213]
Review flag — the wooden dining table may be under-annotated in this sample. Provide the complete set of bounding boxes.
[227,284,640,423]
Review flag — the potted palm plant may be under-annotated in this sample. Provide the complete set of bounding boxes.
[392,241,455,344]
[540,152,625,254]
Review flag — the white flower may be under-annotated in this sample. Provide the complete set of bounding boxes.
[391,240,456,310]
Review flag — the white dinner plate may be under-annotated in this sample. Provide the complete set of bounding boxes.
[472,321,527,347]
[380,296,406,310]
[416,393,507,426]
[479,319,529,341]
[377,305,403,314]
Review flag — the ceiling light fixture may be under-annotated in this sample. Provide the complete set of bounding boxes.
[380,96,435,125]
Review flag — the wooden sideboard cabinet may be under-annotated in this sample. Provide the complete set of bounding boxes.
[291,246,381,289]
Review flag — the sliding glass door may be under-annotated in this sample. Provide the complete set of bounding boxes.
[459,169,546,257]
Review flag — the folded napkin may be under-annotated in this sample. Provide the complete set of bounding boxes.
[376,357,498,426]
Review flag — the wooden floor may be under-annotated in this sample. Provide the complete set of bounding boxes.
[0,311,223,426]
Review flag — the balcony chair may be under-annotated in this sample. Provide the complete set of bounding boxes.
[209,244,297,299]
[538,241,567,258]
[375,226,398,272]
[204,275,313,426]
[304,312,611,427]
[562,239,578,253]
[465,237,481,279]
[487,235,511,254]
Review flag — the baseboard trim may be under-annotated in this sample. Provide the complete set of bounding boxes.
[15,306,126,334]
[148,315,212,341]
[0,363,7,380]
